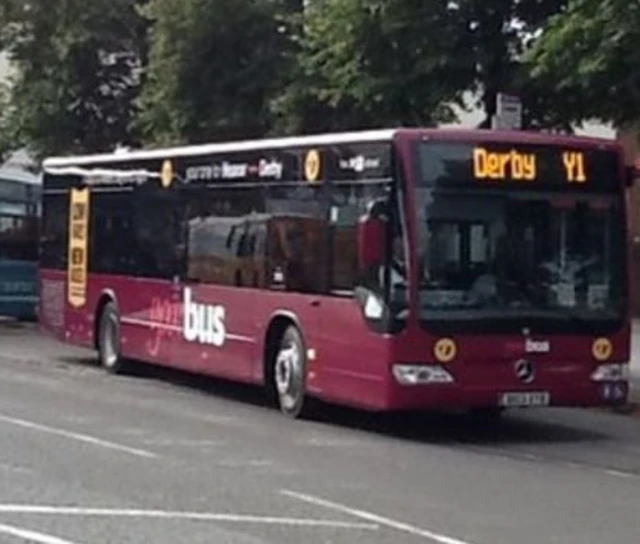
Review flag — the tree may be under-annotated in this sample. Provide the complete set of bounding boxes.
[0,80,14,161]
[274,0,568,134]
[526,0,640,129]
[273,0,471,134]
[135,0,293,146]
[0,0,148,160]
[456,0,568,128]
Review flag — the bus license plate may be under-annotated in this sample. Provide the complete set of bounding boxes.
[499,392,550,407]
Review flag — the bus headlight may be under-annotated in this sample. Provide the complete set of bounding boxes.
[590,363,629,382]
[392,365,455,385]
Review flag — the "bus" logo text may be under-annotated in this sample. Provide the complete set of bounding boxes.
[182,288,226,347]
[525,338,550,353]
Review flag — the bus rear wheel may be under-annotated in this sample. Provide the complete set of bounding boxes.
[98,302,129,374]
[273,326,313,419]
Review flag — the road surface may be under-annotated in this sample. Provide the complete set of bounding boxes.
[0,322,638,544]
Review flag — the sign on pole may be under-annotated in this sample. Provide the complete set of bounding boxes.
[492,93,522,130]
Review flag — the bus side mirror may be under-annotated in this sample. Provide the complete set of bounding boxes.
[357,216,386,267]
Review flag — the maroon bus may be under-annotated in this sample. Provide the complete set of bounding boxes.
[39,128,631,418]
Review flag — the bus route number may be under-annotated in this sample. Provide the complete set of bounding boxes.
[562,151,586,184]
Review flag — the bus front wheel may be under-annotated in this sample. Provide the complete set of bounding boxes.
[98,302,129,374]
[273,326,313,419]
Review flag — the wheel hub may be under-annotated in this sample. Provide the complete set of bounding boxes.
[275,344,301,410]
[102,315,118,367]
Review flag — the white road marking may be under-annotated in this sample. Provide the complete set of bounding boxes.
[461,444,640,481]
[0,505,378,530]
[140,438,225,447]
[604,468,637,479]
[0,461,34,475]
[0,414,158,459]
[281,490,474,544]
[0,521,80,544]
[212,459,272,468]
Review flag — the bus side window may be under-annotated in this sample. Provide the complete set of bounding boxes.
[40,192,69,271]
[185,186,265,287]
[264,183,328,295]
[90,191,138,276]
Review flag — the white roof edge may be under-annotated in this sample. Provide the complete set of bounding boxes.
[43,129,398,168]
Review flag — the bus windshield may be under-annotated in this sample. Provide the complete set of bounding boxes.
[414,141,626,333]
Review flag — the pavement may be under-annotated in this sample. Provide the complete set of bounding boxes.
[0,322,639,544]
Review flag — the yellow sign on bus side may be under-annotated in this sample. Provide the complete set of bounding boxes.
[304,149,321,183]
[67,187,91,309]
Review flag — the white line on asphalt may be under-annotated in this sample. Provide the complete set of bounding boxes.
[211,459,273,468]
[139,438,225,447]
[460,444,640,481]
[0,505,378,530]
[0,521,80,544]
[281,490,475,544]
[0,413,158,459]
[603,469,637,479]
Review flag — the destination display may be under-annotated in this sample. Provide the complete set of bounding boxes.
[418,141,621,191]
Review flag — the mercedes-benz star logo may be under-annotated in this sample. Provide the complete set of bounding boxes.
[514,359,535,384]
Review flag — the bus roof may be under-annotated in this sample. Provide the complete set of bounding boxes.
[42,127,620,169]
[43,129,397,168]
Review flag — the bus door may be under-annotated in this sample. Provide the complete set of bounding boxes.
[267,215,327,371]
[183,212,255,378]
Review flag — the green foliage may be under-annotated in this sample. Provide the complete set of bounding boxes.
[0,0,147,160]
[136,0,293,146]
[273,0,470,133]
[5,0,627,156]
[0,80,15,162]
[527,0,640,128]
[456,0,568,127]
[274,0,569,133]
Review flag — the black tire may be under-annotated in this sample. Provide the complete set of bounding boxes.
[97,302,129,374]
[273,325,314,419]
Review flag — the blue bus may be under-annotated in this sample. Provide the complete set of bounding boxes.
[0,167,40,321]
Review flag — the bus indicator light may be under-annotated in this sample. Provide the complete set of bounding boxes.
[592,338,613,362]
[434,338,457,363]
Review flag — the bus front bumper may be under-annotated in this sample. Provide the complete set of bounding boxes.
[384,363,629,411]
